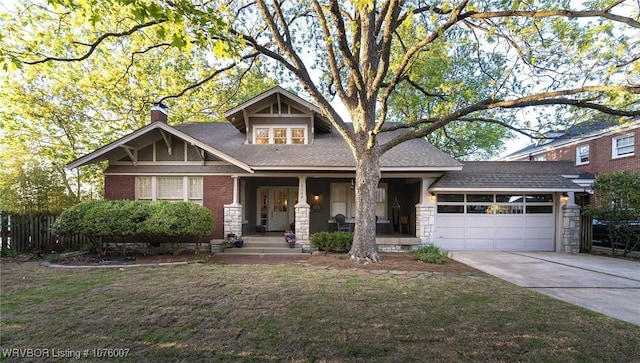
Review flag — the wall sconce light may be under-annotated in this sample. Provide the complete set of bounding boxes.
[312,194,321,210]
[560,193,569,203]
[429,192,436,202]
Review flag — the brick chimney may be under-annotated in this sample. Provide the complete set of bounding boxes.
[150,102,168,123]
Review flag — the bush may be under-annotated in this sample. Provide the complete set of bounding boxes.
[52,200,215,253]
[412,244,449,264]
[310,231,354,253]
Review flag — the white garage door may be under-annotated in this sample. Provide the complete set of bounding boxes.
[433,193,555,251]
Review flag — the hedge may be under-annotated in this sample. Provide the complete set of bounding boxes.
[309,231,353,253]
[52,200,215,252]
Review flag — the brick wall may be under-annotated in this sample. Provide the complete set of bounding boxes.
[203,176,234,239]
[104,175,135,200]
[524,128,639,175]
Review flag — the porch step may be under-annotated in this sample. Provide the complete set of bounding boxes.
[213,236,307,256]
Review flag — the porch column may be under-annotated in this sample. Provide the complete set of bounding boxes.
[223,176,243,238]
[415,177,437,246]
[561,191,580,253]
[294,176,310,248]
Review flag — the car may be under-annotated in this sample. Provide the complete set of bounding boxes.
[592,219,640,251]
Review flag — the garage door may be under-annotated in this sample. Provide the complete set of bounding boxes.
[433,193,555,251]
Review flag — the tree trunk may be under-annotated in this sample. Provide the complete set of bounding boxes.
[348,149,382,263]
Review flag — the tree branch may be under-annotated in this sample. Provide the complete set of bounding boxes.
[22,19,167,65]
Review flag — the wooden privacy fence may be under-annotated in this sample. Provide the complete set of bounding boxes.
[0,213,88,253]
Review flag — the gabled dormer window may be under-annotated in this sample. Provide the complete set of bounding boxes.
[254,125,308,144]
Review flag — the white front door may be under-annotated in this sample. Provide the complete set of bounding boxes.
[268,188,291,231]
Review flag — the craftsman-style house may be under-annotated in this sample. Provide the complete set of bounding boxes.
[68,86,586,253]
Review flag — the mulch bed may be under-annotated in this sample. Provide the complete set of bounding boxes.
[12,250,480,274]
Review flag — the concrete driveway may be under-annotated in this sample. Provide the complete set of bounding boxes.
[450,251,640,326]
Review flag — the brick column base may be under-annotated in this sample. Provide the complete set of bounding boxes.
[295,204,310,248]
[223,204,243,239]
[416,204,435,246]
[561,204,581,254]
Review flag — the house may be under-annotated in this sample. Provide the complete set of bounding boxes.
[67,86,586,253]
[501,118,639,182]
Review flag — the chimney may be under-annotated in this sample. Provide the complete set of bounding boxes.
[150,102,168,123]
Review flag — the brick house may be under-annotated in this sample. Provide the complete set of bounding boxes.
[68,86,586,253]
[501,118,639,178]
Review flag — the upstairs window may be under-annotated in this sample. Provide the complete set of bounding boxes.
[576,144,590,165]
[252,125,308,144]
[612,134,635,158]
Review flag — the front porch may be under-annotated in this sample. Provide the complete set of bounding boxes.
[221,174,437,250]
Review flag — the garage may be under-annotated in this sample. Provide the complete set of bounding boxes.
[433,193,556,251]
[427,161,586,252]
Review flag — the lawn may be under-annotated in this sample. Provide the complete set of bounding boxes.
[1,258,639,362]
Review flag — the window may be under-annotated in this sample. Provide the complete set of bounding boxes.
[612,134,635,158]
[533,154,547,161]
[252,125,308,144]
[330,182,387,219]
[435,193,552,214]
[274,128,287,144]
[255,128,270,144]
[576,144,589,165]
[291,128,305,144]
[135,176,203,205]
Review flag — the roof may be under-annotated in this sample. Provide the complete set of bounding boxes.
[503,118,640,160]
[430,161,585,192]
[173,122,462,171]
[67,120,462,173]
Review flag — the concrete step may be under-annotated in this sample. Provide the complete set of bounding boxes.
[220,246,306,256]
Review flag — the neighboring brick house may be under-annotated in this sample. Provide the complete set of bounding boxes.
[501,118,640,178]
[67,86,586,253]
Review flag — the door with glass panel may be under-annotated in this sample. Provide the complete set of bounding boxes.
[268,188,291,230]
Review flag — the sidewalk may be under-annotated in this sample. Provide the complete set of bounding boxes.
[450,251,640,326]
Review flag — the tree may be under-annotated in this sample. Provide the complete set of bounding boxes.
[3,0,639,262]
[587,171,640,256]
[0,0,277,213]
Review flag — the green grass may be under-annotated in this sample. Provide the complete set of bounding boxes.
[1,260,639,362]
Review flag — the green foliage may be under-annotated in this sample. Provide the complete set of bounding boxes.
[310,231,354,253]
[1,246,18,257]
[585,171,640,255]
[412,244,450,265]
[52,200,215,250]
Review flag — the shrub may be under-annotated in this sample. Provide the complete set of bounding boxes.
[52,200,215,253]
[310,231,354,253]
[412,244,449,264]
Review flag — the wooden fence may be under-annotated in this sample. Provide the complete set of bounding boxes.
[0,213,88,253]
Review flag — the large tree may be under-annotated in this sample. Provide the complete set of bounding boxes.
[3,0,639,262]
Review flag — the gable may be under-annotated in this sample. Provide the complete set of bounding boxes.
[224,86,332,134]
[67,122,252,172]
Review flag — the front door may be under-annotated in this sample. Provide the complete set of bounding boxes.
[269,188,291,231]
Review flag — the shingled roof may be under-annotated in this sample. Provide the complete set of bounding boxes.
[430,161,584,192]
[173,122,462,171]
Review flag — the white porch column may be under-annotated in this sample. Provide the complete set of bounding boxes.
[224,176,243,238]
[415,177,437,246]
[294,176,311,248]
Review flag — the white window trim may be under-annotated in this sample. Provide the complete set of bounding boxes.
[252,125,308,144]
[576,144,589,165]
[612,133,635,159]
[135,176,203,205]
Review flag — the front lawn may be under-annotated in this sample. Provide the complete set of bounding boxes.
[1,259,638,362]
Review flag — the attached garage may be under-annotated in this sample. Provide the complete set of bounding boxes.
[428,162,585,252]
[433,193,556,251]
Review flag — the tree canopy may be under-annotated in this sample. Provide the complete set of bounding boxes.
[1,0,638,261]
